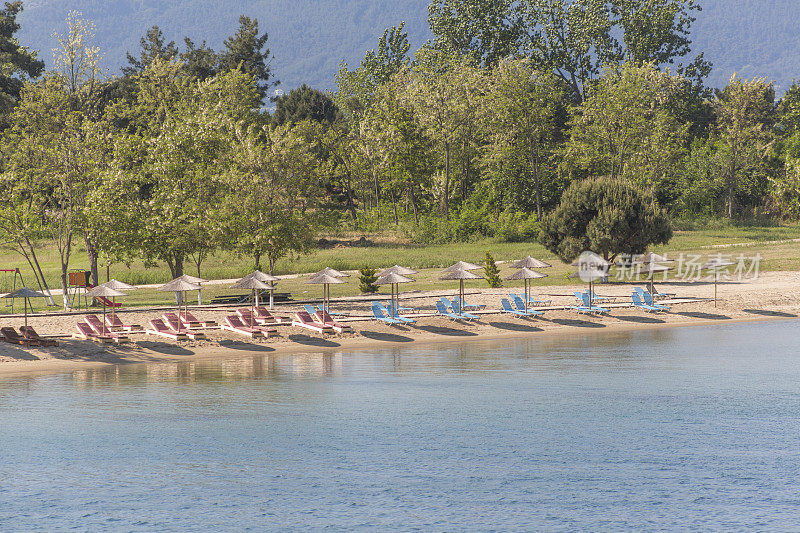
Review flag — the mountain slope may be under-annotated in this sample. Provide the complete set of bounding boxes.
[15,0,800,94]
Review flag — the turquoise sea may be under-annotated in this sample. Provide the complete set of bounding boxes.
[1,320,799,531]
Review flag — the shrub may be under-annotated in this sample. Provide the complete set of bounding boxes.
[358,267,378,293]
[484,252,503,288]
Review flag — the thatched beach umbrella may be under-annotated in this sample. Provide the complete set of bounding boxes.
[86,285,127,330]
[702,258,736,308]
[440,268,482,308]
[314,267,350,278]
[569,266,608,309]
[158,278,203,332]
[375,272,415,316]
[442,261,482,273]
[99,279,136,321]
[307,272,346,313]
[636,252,674,264]
[378,265,418,277]
[174,274,207,305]
[636,262,673,298]
[1,287,47,327]
[505,268,548,313]
[510,256,552,269]
[241,270,280,309]
[231,276,273,327]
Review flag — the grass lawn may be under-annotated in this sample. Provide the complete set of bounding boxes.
[1,223,798,313]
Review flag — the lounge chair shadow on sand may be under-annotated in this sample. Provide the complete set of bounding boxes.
[287,334,341,348]
[613,315,666,324]
[676,311,731,320]
[359,330,415,343]
[549,318,606,329]
[217,340,275,352]
[743,309,797,318]
[488,320,543,333]
[134,340,195,356]
[417,325,479,337]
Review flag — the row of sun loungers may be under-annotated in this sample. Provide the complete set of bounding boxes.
[1,326,59,348]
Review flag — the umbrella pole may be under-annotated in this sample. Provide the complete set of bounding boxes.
[24,297,27,328]
[269,287,274,310]
[589,280,593,309]
[251,289,255,327]
[714,272,718,308]
[525,279,529,314]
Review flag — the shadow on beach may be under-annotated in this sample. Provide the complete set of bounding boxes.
[135,341,196,356]
[613,315,666,324]
[676,311,731,320]
[488,320,543,333]
[218,340,275,352]
[417,325,479,337]
[743,309,798,318]
[359,330,415,343]
[549,318,606,329]
[287,334,341,348]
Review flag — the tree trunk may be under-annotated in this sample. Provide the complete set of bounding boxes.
[442,141,451,219]
[254,251,262,272]
[530,138,542,218]
[409,182,419,224]
[84,230,99,286]
[59,237,72,311]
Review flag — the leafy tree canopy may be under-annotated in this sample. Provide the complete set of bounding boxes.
[0,1,44,123]
[272,84,341,126]
[539,176,672,262]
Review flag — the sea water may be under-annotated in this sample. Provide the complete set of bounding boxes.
[1,320,799,531]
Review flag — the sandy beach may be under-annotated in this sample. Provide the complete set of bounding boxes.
[1,270,798,377]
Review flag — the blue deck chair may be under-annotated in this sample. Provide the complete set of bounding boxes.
[631,293,664,313]
[635,288,671,310]
[512,293,551,306]
[454,296,484,312]
[579,293,610,314]
[385,302,416,324]
[447,298,480,320]
[371,302,402,325]
[509,294,544,317]
[501,298,528,318]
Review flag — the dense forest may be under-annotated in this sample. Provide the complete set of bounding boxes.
[1,0,800,310]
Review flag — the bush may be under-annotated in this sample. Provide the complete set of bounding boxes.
[496,210,539,242]
[484,252,503,288]
[358,267,378,293]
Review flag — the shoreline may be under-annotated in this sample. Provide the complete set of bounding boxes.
[0,311,795,379]
[2,271,798,378]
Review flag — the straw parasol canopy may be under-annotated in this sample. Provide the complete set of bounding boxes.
[702,258,736,308]
[510,256,552,269]
[637,263,673,297]
[1,287,48,327]
[241,270,280,308]
[378,265,418,277]
[158,278,203,331]
[87,285,127,330]
[442,261,482,273]
[375,272,415,317]
[101,279,136,291]
[440,268,482,308]
[307,272,346,312]
[571,251,610,268]
[314,267,350,278]
[505,267,548,313]
[231,276,273,327]
[635,252,674,264]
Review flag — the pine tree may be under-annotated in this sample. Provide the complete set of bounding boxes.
[359,267,379,293]
[484,252,503,288]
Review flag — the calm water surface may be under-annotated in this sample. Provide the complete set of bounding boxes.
[1,320,800,531]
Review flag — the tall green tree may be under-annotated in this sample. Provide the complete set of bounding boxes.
[539,176,672,262]
[0,1,44,126]
[714,74,775,218]
[272,84,341,126]
[219,15,277,102]
[122,25,178,76]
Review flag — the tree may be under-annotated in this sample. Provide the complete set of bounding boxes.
[714,74,775,218]
[219,15,277,102]
[180,37,219,81]
[122,25,178,76]
[481,58,563,217]
[428,0,522,66]
[272,84,341,126]
[358,267,378,293]
[483,252,503,288]
[405,48,482,218]
[539,176,672,262]
[565,63,689,204]
[0,1,44,126]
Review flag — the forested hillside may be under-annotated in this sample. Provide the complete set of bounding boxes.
[15,0,800,92]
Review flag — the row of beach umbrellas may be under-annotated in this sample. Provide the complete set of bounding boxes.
[0,252,734,328]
